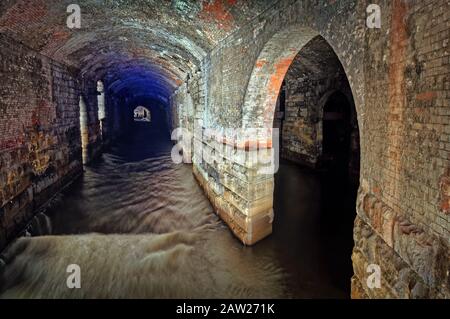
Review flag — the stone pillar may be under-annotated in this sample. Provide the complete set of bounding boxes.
[192,127,275,245]
[79,96,89,165]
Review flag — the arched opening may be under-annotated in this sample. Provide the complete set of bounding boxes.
[133,106,151,122]
[320,91,360,183]
[243,33,361,297]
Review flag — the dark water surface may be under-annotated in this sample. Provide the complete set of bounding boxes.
[0,123,356,298]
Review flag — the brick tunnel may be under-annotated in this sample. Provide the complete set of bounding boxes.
[0,0,449,299]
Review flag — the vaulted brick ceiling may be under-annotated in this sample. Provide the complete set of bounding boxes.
[0,0,277,102]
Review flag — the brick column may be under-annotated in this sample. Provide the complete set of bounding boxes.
[192,127,275,245]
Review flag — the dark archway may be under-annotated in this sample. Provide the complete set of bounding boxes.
[266,35,361,298]
[320,90,361,187]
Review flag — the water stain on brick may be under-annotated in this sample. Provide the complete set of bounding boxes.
[385,0,408,202]
[416,91,437,101]
[200,0,236,30]
[269,56,295,94]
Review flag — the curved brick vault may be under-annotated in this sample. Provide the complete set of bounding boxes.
[0,0,449,299]
[0,0,277,102]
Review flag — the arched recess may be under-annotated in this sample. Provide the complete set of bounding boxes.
[134,106,151,122]
[242,26,360,133]
[79,95,88,165]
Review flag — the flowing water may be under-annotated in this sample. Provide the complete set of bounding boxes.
[0,123,356,299]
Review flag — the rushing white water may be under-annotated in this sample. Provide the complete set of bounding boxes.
[0,125,288,299]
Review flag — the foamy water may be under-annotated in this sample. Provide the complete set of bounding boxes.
[0,125,289,298]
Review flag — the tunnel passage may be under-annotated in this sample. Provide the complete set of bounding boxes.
[134,106,151,122]
[322,92,352,170]
[0,0,449,299]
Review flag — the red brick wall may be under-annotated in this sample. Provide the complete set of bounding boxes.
[0,34,83,250]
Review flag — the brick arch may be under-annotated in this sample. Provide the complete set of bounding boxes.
[241,26,360,132]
